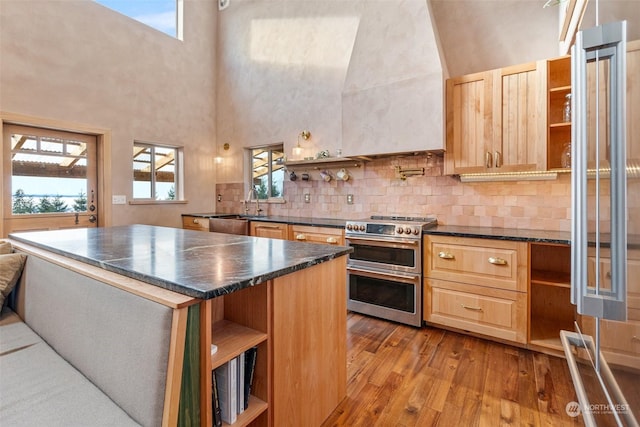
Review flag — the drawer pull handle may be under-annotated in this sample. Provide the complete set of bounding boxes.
[192,219,199,224]
[438,252,455,260]
[326,237,338,244]
[488,257,507,265]
[632,336,639,342]
[461,304,483,312]
[606,271,612,279]
[295,234,306,241]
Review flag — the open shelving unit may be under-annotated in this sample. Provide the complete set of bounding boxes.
[547,56,572,170]
[202,284,271,427]
[529,243,577,353]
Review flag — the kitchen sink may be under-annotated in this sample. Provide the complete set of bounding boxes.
[209,215,249,235]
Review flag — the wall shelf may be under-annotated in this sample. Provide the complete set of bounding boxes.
[283,157,365,170]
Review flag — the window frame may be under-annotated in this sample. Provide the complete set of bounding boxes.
[132,141,184,203]
[245,143,285,203]
[93,0,183,40]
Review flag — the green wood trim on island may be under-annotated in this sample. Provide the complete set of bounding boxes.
[8,224,352,299]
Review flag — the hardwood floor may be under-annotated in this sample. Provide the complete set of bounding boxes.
[322,313,584,427]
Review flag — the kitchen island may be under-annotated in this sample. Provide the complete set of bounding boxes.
[9,224,351,427]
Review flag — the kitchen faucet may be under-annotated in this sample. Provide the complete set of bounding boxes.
[244,185,263,216]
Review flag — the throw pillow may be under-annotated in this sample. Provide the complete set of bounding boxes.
[0,240,12,255]
[0,253,27,313]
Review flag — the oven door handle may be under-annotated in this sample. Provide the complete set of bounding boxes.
[346,236,420,246]
[347,267,420,284]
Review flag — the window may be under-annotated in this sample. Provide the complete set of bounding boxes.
[133,143,182,201]
[93,0,182,39]
[248,145,285,200]
[4,124,97,217]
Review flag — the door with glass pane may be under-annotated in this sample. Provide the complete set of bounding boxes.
[2,124,98,235]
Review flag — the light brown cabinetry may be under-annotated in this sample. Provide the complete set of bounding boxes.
[423,235,528,344]
[249,222,289,239]
[581,248,640,370]
[529,243,576,354]
[290,225,344,246]
[546,57,572,170]
[182,215,210,232]
[200,257,347,427]
[445,61,546,175]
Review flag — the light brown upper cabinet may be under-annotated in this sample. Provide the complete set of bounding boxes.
[445,61,547,175]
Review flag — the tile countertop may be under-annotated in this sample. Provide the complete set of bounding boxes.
[9,224,352,300]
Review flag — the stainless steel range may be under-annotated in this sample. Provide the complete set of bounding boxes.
[345,216,437,327]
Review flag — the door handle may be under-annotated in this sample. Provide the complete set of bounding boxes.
[89,215,97,223]
[494,151,502,168]
[488,257,507,265]
[75,213,79,225]
[485,151,493,168]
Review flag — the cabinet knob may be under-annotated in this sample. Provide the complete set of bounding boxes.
[295,234,306,241]
[192,218,199,224]
[438,252,455,260]
[488,257,507,265]
[326,237,338,244]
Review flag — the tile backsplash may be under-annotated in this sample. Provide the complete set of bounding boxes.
[216,153,573,231]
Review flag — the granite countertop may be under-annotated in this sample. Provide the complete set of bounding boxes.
[9,224,352,300]
[182,213,347,229]
[424,225,572,245]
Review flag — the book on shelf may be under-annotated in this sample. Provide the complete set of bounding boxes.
[244,346,258,410]
[214,358,237,424]
[237,351,245,414]
[212,347,259,424]
[211,371,222,427]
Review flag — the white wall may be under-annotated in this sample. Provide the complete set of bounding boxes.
[0,0,218,227]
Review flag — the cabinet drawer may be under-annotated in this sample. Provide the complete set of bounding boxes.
[424,278,527,344]
[250,222,289,239]
[182,216,209,231]
[581,317,640,368]
[587,248,640,319]
[290,225,344,245]
[424,235,527,292]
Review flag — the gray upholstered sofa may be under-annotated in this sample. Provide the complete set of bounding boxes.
[0,242,197,426]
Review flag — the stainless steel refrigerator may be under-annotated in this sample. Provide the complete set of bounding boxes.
[561,20,640,427]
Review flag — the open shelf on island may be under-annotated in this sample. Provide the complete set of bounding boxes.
[530,269,571,288]
[222,395,269,427]
[211,320,268,370]
[530,317,577,353]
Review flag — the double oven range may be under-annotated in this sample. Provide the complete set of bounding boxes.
[345,216,437,327]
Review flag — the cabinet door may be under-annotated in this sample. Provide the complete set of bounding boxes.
[494,61,547,172]
[250,221,289,239]
[445,71,494,174]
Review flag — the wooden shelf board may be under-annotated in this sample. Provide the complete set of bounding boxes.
[549,122,572,128]
[531,269,571,288]
[530,317,576,352]
[211,320,267,370]
[222,395,268,427]
[284,157,364,169]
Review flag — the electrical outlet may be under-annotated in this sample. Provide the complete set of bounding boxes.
[112,195,126,204]
[304,193,311,203]
[347,194,354,205]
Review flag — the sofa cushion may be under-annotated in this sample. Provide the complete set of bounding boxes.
[0,253,26,313]
[0,308,42,354]
[0,240,12,255]
[0,330,140,426]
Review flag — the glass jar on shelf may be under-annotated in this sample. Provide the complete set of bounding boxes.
[561,142,571,168]
[563,93,572,123]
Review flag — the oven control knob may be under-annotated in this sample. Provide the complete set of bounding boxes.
[412,228,420,235]
[346,224,353,231]
[405,227,412,234]
[396,227,403,234]
[359,225,366,232]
